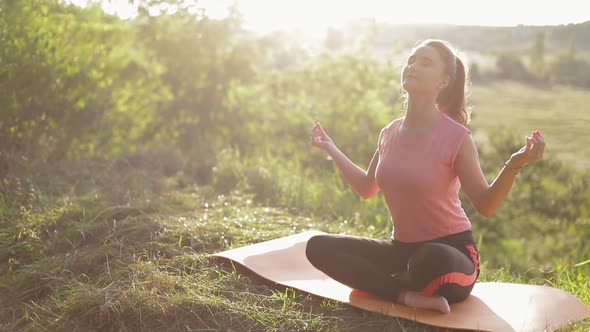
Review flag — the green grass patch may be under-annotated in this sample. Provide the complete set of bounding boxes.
[0,170,588,331]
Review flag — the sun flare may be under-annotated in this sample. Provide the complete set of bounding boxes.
[72,0,588,36]
[202,0,588,36]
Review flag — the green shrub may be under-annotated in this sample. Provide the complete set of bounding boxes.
[212,148,244,194]
[547,54,590,87]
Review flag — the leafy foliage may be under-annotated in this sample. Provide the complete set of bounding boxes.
[1,1,589,330]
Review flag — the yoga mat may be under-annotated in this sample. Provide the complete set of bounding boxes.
[211,230,590,332]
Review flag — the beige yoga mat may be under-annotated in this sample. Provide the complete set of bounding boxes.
[211,230,590,332]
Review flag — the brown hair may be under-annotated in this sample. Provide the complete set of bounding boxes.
[403,39,471,127]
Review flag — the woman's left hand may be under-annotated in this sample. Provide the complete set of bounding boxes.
[509,130,546,167]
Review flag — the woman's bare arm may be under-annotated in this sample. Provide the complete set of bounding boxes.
[311,122,380,199]
[326,146,380,199]
[455,131,545,218]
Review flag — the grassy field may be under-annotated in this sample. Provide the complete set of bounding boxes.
[0,162,588,331]
[469,80,590,169]
[4,4,590,330]
[2,79,590,331]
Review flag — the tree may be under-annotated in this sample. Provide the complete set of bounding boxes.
[529,31,546,79]
[547,54,590,87]
[495,53,531,81]
[469,61,481,82]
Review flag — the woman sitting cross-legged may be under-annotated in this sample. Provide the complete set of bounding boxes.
[306,39,545,314]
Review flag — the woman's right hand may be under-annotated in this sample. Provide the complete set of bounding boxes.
[311,121,335,153]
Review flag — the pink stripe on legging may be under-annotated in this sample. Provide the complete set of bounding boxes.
[418,244,479,296]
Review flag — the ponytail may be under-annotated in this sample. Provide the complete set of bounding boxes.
[418,39,471,127]
[436,56,470,127]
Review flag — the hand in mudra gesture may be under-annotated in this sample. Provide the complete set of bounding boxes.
[311,121,335,152]
[510,130,546,168]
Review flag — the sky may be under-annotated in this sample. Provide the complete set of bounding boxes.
[202,0,589,35]
[71,0,589,37]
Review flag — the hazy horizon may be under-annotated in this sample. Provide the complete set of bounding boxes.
[67,1,589,37]
[199,0,590,37]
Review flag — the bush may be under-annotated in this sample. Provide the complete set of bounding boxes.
[211,149,244,194]
[494,53,532,81]
[547,54,590,88]
[244,165,280,205]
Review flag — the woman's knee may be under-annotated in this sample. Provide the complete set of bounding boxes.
[305,234,328,263]
[409,243,454,272]
[409,243,469,274]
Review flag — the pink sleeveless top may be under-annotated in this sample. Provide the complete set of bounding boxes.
[375,112,472,243]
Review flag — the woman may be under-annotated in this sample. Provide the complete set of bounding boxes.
[306,39,545,313]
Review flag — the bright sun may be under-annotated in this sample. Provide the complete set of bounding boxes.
[199,0,588,36]
[71,0,588,37]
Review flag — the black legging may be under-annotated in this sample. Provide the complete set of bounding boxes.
[305,230,479,304]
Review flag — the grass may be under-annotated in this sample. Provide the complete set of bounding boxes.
[1,79,589,331]
[0,162,588,331]
[469,80,590,169]
[0,183,446,331]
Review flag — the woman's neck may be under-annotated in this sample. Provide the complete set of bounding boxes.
[404,95,440,129]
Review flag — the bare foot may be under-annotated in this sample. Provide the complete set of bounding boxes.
[400,290,451,314]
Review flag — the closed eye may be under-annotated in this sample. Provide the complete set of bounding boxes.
[407,55,432,66]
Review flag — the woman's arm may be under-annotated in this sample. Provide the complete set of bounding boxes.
[455,131,545,218]
[311,122,380,199]
[327,146,380,199]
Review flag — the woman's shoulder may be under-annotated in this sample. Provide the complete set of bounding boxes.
[382,117,404,133]
[378,117,403,154]
[440,113,471,136]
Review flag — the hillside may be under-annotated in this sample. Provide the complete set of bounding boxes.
[327,19,590,53]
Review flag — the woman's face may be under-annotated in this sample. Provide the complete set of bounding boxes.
[401,45,449,96]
